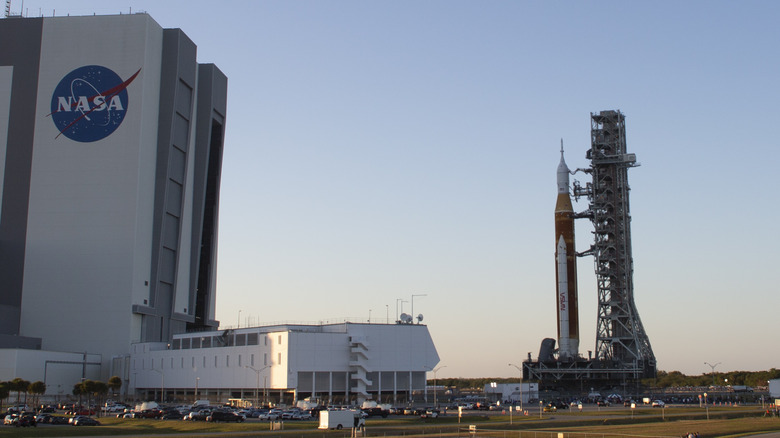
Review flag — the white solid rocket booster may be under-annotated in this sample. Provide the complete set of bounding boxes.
[554,141,579,359]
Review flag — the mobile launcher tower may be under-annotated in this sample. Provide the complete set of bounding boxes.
[523,110,656,392]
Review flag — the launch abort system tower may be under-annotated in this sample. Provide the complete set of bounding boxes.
[523,110,656,391]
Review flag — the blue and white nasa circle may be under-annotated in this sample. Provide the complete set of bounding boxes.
[50,65,131,142]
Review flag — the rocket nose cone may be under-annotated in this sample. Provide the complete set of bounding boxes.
[557,159,569,194]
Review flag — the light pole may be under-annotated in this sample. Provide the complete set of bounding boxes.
[151,368,164,403]
[539,400,543,419]
[508,363,524,412]
[704,362,721,387]
[704,392,709,420]
[432,365,447,409]
[238,310,242,328]
[245,365,270,408]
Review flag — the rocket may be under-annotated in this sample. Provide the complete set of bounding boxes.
[555,140,579,359]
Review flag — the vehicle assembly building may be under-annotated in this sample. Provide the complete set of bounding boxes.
[524,110,656,391]
[0,12,226,390]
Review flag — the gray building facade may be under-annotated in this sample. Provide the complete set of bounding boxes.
[0,13,225,383]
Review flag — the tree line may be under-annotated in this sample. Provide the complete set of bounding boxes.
[0,376,123,411]
[429,369,780,390]
[643,369,780,388]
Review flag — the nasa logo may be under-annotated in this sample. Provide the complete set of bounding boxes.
[50,65,141,142]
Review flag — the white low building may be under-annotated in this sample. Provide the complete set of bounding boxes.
[483,382,538,405]
[130,321,440,406]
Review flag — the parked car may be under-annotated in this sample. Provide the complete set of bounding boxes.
[543,404,557,412]
[247,408,267,418]
[73,417,100,426]
[361,407,389,418]
[185,410,211,421]
[15,414,36,427]
[596,400,610,407]
[206,410,244,423]
[3,415,17,425]
[161,411,183,420]
[652,400,665,408]
[259,409,282,421]
[137,409,163,419]
[35,413,54,424]
[51,416,70,424]
[420,409,440,418]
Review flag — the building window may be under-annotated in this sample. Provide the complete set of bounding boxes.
[278,335,282,345]
[264,353,267,366]
[181,357,184,368]
[238,355,242,367]
[248,333,258,345]
[226,355,230,367]
[264,336,267,346]
[203,356,206,368]
[214,356,218,367]
[278,353,282,365]
[191,357,195,368]
[251,354,255,367]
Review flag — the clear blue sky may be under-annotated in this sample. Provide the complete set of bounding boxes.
[17,1,780,378]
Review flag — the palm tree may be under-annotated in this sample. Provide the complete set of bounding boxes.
[28,381,46,409]
[108,376,122,401]
[73,382,86,410]
[82,380,98,413]
[10,378,30,407]
[0,381,10,412]
[92,381,108,416]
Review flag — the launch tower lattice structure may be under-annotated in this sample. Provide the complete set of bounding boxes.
[575,110,656,379]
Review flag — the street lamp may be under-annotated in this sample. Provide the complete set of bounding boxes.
[432,365,447,408]
[151,368,164,403]
[539,400,543,419]
[245,365,270,408]
[508,363,524,412]
[704,362,721,387]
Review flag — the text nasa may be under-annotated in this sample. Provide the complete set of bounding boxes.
[55,94,124,113]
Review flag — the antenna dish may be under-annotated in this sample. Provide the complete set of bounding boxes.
[400,313,412,323]
[417,314,424,322]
